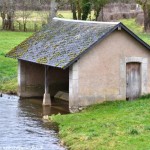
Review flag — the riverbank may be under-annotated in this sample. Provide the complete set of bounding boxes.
[51,95,150,150]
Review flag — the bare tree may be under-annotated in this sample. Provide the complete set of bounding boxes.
[49,0,69,21]
[0,0,15,30]
[39,1,49,21]
[15,0,32,31]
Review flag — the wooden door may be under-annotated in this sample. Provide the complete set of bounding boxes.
[126,63,141,100]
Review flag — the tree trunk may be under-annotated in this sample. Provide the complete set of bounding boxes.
[1,12,6,29]
[49,0,58,22]
[101,7,104,21]
[18,22,21,31]
[76,0,81,20]
[1,12,14,30]
[8,13,14,31]
[95,7,101,21]
[23,23,27,32]
[70,0,77,20]
[143,4,150,32]
[82,0,91,20]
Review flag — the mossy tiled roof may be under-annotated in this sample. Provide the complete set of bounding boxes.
[6,18,120,69]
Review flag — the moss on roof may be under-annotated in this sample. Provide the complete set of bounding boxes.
[6,18,117,69]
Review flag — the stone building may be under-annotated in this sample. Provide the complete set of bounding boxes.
[98,3,142,21]
[6,18,150,112]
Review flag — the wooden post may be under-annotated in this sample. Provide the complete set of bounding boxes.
[43,66,51,106]
[45,66,49,94]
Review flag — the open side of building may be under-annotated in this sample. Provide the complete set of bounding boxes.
[6,18,150,113]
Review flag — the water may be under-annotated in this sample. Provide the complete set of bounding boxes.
[0,94,68,150]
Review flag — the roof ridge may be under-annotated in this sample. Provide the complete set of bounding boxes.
[53,17,120,25]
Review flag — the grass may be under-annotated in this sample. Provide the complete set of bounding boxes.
[0,31,33,93]
[121,19,150,44]
[58,10,73,19]
[51,95,150,150]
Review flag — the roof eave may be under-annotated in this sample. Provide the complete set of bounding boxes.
[18,58,64,69]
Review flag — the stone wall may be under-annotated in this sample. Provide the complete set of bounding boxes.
[69,62,79,112]
[18,60,69,98]
[98,3,143,21]
[136,12,144,25]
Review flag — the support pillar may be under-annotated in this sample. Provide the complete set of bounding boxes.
[43,66,51,106]
[43,106,51,116]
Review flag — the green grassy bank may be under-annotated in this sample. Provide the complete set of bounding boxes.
[51,96,150,150]
[0,31,33,93]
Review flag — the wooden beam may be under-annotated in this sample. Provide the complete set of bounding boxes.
[43,66,51,106]
[45,66,49,94]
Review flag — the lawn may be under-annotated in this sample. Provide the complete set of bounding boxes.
[0,31,33,93]
[51,95,150,150]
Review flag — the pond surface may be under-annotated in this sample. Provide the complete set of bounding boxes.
[0,94,68,150]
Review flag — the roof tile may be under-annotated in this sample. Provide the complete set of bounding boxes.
[6,18,118,68]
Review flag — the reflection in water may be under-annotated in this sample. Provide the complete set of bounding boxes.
[0,94,68,150]
[43,106,51,116]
